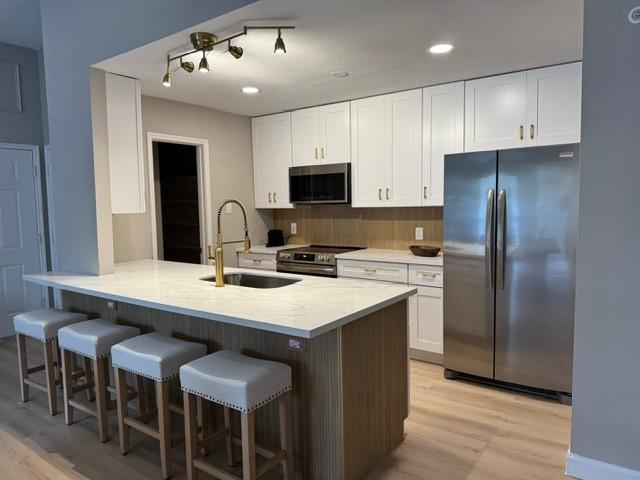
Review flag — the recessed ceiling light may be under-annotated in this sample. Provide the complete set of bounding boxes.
[429,43,454,55]
[242,86,261,95]
[329,71,349,78]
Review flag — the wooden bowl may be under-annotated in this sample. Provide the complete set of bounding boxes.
[409,245,441,257]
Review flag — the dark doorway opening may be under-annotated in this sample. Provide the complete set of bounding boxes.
[153,142,201,264]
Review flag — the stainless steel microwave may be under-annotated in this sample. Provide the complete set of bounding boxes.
[289,163,351,204]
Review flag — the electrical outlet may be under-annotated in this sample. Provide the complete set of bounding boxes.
[291,222,297,235]
[288,338,305,351]
[415,227,424,241]
[225,203,233,214]
[107,301,118,311]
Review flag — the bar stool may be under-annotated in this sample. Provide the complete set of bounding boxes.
[111,332,206,479]
[180,350,293,480]
[57,319,140,442]
[13,308,88,415]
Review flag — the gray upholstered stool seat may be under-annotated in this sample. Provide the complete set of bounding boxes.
[180,350,294,480]
[111,332,206,382]
[180,350,292,413]
[13,308,88,342]
[58,319,140,359]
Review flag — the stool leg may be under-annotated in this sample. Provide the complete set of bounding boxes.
[44,340,58,415]
[114,367,130,454]
[223,407,234,466]
[156,380,172,479]
[60,348,74,425]
[16,334,29,402]
[240,411,256,480]
[196,396,209,457]
[136,376,146,416]
[94,357,109,442]
[84,357,95,401]
[183,392,198,480]
[278,391,294,480]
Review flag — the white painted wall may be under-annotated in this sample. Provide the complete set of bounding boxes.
[112,95,272,266]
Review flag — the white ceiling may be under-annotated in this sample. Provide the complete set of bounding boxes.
[0,0,42,50]
[97,0,583,117]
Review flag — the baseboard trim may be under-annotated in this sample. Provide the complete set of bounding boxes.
[566,451,640,479]
[409,348,442,365]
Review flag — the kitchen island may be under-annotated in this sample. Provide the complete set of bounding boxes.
[25,260,416,480]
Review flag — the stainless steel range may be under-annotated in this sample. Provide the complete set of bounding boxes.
[277,245,364,277]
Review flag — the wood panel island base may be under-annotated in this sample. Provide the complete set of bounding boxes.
[25,261,414,479]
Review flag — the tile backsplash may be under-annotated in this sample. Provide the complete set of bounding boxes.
[273,205,443,250]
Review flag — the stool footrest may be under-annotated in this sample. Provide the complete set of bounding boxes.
[27,364,46,374]
[193,458,240,480]
[231,436,277,460]
[257,450,286,478]
[124,416,160,440]
[25,378,55,393]
[68,399,98,417]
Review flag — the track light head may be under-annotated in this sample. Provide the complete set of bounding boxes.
[198,53,209,73]
[228,44,244,59]
[162,72,172,87]
[180,61,194,73]
[274,29,286,54]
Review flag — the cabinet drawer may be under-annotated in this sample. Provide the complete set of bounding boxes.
[409,264,443,287]
[337,260,408,284]
[238,253,277,271]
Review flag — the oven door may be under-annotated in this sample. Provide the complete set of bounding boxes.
[277,262,337,277]
[289,163,350,204]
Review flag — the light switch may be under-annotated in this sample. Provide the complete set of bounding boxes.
[415,227,424,241]
[291,222,297,235]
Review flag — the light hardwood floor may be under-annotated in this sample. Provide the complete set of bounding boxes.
[0,337,572,480]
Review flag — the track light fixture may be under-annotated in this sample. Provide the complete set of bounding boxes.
[274,28,286,55]
[228,41,244,59]
[161,25,294,86]
[198,51,209,72]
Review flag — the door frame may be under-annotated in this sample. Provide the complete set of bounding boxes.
[0,142,48,307]
[146,132,212,264]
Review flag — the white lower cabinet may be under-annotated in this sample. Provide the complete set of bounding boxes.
[409,286,443,356]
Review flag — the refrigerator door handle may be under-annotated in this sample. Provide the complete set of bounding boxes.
[497,189,507,290]
[485,188,496,289]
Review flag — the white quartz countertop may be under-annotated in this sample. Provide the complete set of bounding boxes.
[24,260,415,339]
[236,244,307,255]
[336,248,443,266]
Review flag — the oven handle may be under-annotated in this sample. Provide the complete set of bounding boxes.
[277,262,336,276]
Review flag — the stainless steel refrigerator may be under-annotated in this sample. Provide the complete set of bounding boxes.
[443,144,578,401]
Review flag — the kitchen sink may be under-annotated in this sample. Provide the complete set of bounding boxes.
[200,273,301,289]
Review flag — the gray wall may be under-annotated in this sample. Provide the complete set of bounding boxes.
[570,0,640,472]
[39,0,255,274]
[0,41,43,145]
[112,95,271,266]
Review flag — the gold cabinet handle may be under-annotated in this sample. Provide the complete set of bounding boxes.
[273,192,277,203]
[314,147,318,159]
[530,124,535,139]
[252,258,262,264]
[268,192,272,203]
[378,188,383,200]
[386,187,390,200]
[364,268,377,274]
[423,186,428,199]
[320,147,325,159]
[418,271,438,278]
[519,125,524,140]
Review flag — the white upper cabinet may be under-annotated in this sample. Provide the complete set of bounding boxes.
[526,62,582,146]
[105,73,145,214]
[465,72,528,152]
[351,89,422,207]
[291,102,350,166]
[422,82,464,206]
[251,113,293,209]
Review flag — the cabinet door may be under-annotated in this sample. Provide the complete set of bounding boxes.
[251,113,293,209]
[319,102,350,164]
[389,89,422,207]
[465,72,527,152]
[105,73,145,214]
[526,62,582,146]
[350,96,390,207]
[291,107,320,166]
[422,82,464,206]
[409,286,443,354]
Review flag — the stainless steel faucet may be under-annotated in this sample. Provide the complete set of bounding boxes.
[207,199,251,287]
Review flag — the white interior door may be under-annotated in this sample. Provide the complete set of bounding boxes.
[465,71,527,152]
[0,145,45,337]
[526,62,582,146]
